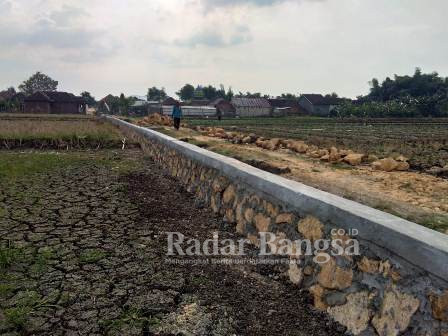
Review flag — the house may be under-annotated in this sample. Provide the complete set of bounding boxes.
[231,97,272,117]
[298,94,342,116]
[162,97,178,106]
[97,94,118,114]
[187,99,210,107]
[268,99,305,116]
[24,91,86,114]
[209,98,236,117]
[128,100,149,116]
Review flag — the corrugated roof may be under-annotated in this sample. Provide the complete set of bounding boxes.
[268,99,300,108]
[231,97,271,108]
[25,91,85,103]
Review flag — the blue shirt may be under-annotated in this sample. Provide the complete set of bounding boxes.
[172,106,183,118]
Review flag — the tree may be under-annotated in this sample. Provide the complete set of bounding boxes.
[18,72,58,95]
[176,84,195,101]
[119,93,131,116]
[277,93,298,100]
[80,91,96,106]
[147,87,167,101]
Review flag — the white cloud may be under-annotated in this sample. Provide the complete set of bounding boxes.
[1,0,448,99]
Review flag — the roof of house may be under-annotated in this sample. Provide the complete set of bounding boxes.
[25,91,85,103]
[209,98,225,106]
[231,97,271,108]
[188,99,210,106]
[300,94,341,106]
[130,100,148,107]
[99,94,117,102]
[268,99,300,108]
[162,97,178,106]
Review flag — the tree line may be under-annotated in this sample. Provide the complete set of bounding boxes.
[3,69,448,117]
[337,68,448,118]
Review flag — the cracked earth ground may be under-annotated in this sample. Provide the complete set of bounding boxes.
[0,149,345,335]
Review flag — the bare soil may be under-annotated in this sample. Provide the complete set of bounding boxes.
[0,149,345,335]
[154,126,448,233]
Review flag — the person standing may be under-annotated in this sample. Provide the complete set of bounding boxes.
[172,101,183,130]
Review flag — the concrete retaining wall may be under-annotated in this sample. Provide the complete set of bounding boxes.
[105,116,448,336]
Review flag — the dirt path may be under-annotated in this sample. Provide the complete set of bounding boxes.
[0,149,345,335]
[156,126,448,233]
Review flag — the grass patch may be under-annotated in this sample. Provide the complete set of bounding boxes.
[0,283,16,297]
[0,152,88,180]
[100,308,158,333]
[2,290,50,330]
[0,244,24,271]
[0,119,121,142]
[30,247,54,275]
[79,249,107,264]
[420,214,448,233]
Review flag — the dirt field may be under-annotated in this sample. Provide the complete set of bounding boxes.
[0,149,345,335]
[152,125,448,234]
[188,117,448,171]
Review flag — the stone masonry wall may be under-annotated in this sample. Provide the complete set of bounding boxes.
[109,118,448,336]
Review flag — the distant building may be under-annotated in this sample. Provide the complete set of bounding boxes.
[24,91,86,114]
[162,97,178,106]
[231,97,271,117]
[268,99,304,116]
[209,98,236,117]
[128,100,149,116]
[298,94,342,116]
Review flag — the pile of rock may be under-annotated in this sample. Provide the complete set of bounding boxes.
[371,156,410,172]
[136,113,173,127]
[195,126,411,172]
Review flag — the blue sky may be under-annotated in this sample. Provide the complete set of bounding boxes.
[1,0,447,99]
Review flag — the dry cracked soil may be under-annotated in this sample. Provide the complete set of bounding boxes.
[0,149,346,336]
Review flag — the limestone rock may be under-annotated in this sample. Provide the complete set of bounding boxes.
[429,290,448,321]
[343,153,365,166]
[395,161,410,171]
[264,202,279,217]
[317,258,353,290]
[395,155,409,162]
[372,288,420,336]
[241,136,252,144]
[275,213,294,224]
[212,176,229,193]
[288,141,309,153]
[357,257,380,274]
[244,208,254,223]
[222,185,236,204]
[225,208,235,223]
[366,154,379,163]
[329,147,341,162]
[254,213,271,232]
[372,158,399,172]
[297,216,323,241]
[328,291,371,335]
[309,285,328,310]
[288,263,303,286]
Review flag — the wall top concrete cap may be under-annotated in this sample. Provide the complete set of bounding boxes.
[106,116,448,282]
